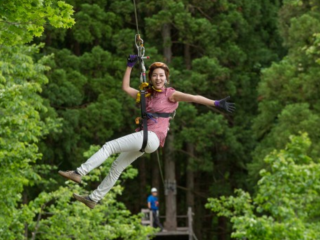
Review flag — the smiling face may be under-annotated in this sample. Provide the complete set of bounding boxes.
[150,68,167,90]
[148,62,170,90]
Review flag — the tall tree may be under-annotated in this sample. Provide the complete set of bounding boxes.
[207,133,320,240]
[0,44,57,240]
[250,0,320,181]
[0,1,74,238]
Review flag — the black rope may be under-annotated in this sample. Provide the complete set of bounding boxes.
[156,150,165,189]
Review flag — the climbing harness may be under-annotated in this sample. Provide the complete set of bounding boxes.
[133,0,154,152]
[135,34,149,152]
[147,112,175,118]
[133,35,175,153]
[132,0,174,155]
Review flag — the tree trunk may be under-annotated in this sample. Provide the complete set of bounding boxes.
[218,216,227,240]
[184,44,192,70]
[163,133,177,231]
[45,29,51,47]
[161,18,176,231]
[185,42,194,209]
[23,191,28,240]
[186,143,194,209]
[162,23,172,64]
[151,152,162,213]
[194,172,202,240]
[73,40,80,56]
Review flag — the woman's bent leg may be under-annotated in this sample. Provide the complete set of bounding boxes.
[89,151,143,202]
[88,132,160,202]
[77,131,159,176]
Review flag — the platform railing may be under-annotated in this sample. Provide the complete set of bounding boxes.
[141,207,195,240]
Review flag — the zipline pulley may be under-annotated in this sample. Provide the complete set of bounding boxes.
[135,34,149,84]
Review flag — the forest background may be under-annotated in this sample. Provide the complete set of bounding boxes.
[1,0,320,239]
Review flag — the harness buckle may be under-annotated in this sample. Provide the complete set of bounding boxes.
[135,117,141,125]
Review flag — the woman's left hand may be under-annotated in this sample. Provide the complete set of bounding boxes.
[214,96,235,113]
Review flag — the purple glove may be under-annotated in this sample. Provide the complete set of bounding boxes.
[127,55,138,67]
[214,96,235,113]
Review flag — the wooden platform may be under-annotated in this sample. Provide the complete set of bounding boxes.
[141,208,196,240]
[152,234,190,240]
[157,227,189,236]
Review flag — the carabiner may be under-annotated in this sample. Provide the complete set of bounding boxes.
[135,34,145,58]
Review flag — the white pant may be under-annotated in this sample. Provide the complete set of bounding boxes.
[77,131,159,202]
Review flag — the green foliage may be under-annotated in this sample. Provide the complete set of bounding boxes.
[251,0,320,179]
[28,186,155,240]
[73,3,117,44]
[0,44,60,239]
[25,151,154,240]
[0,1,149,239]
[0,0,74,45]
[0,0,74,236]
[41,45,127,168]
[206,133,320,239]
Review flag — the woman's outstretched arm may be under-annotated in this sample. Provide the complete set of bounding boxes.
[170,91,215,106]
[122,66,139,99]
[170,91,235,113]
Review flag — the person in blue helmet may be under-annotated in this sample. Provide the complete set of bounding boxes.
[148,187,163,231]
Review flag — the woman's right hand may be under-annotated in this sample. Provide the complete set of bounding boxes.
[127,55,138,68]
[122,57,139,99]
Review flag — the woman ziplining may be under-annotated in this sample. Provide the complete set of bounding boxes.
[58,54,235,209]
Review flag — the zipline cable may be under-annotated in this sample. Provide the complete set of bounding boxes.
[156,150,166,190]
[133,0,140,35]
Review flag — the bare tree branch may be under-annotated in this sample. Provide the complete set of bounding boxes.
[31,204,46,240]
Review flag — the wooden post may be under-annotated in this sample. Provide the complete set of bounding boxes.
[164,133,177,231]
[150,209,153,227]
[188,207,193,240]
[186,144,195,209]
[141,209,153,227]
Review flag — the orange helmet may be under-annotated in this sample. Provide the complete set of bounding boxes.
[147,62,170,83]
